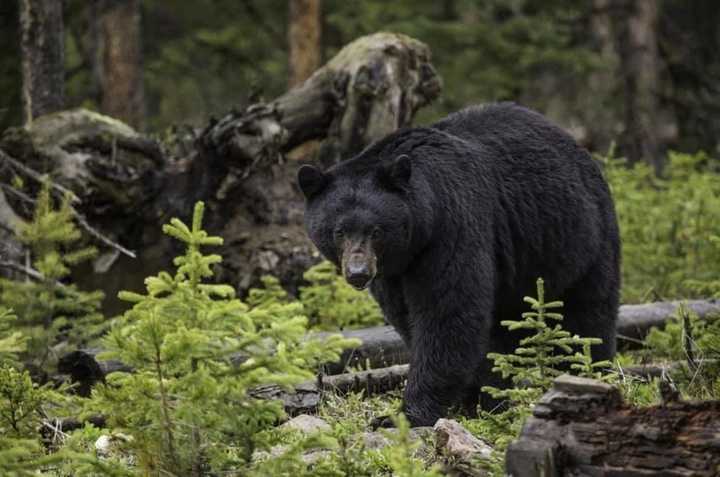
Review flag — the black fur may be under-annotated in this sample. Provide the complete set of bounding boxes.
[299,103,621,426]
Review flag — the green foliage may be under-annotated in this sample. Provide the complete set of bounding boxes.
[0,307,25,365]
[0,181,104,368]
[299,261,383,330]
[0,365,47,439]
[325,0,595,125]
[89,202,357,474]
[684,235,720,299]
[0,364,70,476]
[482,278,611,405]
[460,407,528,476]
[604,151,720,302]
[247,275,292,308]
[644,303,720,399]
[379,415,441,477]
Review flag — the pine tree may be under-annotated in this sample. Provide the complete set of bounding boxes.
[299,260,383,330]
[0,180,104,369]
[482,278,612,405]
[89,202,358,474]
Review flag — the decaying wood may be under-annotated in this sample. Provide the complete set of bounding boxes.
[200,32,441,169]
[0,149,136,259]
[324,324,412,374]
[250,364,410,416]
[328,298,720,372]
[506,374,720,476]
[56,298,720,394]
[0,33,441,308]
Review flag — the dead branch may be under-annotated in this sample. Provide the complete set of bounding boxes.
[0,174,135,259]
[0,148,79,203]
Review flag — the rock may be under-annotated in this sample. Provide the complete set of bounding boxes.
[280,414,331,434]
[434,419,493,462]
[361,426,434,451]
[94,435,112,457]
[434,419,493,477]
[94,432,133,459]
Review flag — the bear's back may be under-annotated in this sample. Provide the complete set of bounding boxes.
[430,102,576,155]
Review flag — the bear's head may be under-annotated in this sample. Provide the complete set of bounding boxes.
[297,154,415,290]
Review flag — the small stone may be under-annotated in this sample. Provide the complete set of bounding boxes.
[94,432,132,458]
[361,427,434,457]
[362,430,393,450]
[553,374,614,395]
[279,414,331,434]
[94,435,112,457]
[434,418,493,461]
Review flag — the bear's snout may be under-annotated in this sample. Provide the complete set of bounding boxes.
[343,251,376,290]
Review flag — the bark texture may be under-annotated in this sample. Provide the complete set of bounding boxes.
[506,375,720,476]
[584,0,620,153]
[19,0,65,124]
[288,0,322,88]
[611,0,668,174]
[99,0,145,130]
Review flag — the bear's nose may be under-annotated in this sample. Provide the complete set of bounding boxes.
[345,262,372,290]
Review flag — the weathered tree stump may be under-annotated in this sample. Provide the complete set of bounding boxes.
[0,33,441,311]
[506,375,720,476]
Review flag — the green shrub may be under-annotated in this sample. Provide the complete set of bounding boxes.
[482,278,611,406]
[644,303,720,399]
[299,261,383,330]
[88,202,358,475]
[0,307,25,365]
[0,364,77,476]
[604,151,720,303]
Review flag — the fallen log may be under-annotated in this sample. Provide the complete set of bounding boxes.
[506,374,720,477]
[249,364,410,416]
[328,298,720,372]
[57,298,720,392]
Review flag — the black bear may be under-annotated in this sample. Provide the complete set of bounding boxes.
[297,103,620,426]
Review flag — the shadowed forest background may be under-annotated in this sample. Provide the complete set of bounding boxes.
[3,0,720,162]
[1,1,720,476]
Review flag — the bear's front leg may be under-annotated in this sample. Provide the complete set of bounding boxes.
[370,278,412,347]
[402,301,490,427]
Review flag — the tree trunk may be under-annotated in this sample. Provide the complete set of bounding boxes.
[288,0,322,88]
[583,0,619,154]
[506,375,720,476]
[99,0,145,130]
[611,0,664,174]
[19,0,65,124]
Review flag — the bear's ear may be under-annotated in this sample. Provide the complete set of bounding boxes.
[297,165,328,199]
[379,154,412,190]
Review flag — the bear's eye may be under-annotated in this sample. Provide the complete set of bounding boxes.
[334,227,345,240]
[371,228,382,240]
